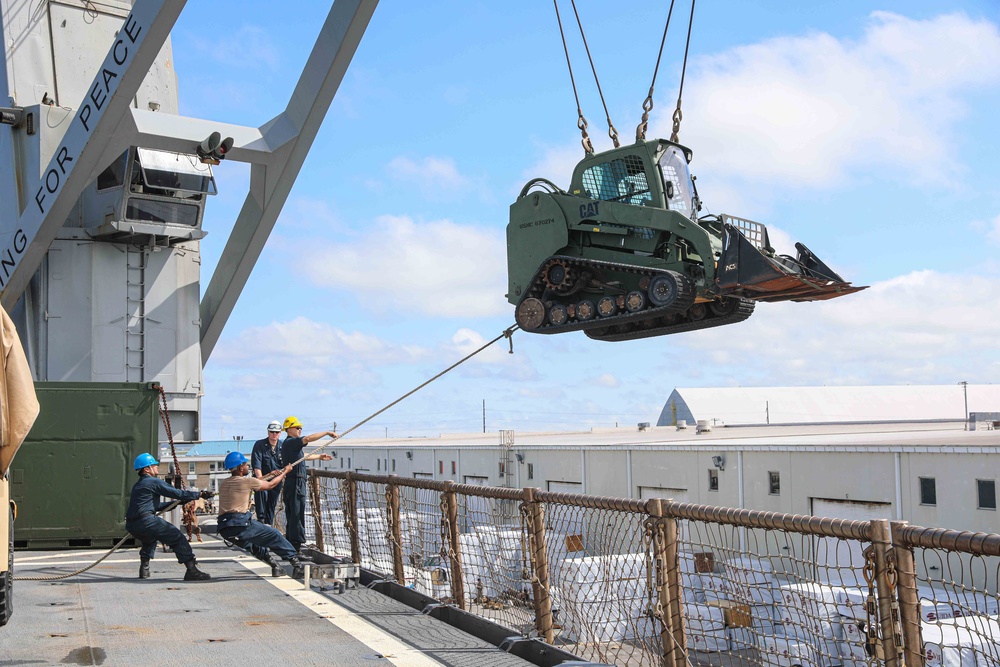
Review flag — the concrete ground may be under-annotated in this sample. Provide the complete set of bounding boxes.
[1,536,537,667]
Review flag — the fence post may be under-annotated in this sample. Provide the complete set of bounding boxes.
[308,471,324,552]
[663,502,687,667]
[871,519,900,667]
[345,472,361,564]
[649,499,686,667]
[524,487,554,643]
[387,476,405,584]
[891,521,924,667]
[442,481,465,609]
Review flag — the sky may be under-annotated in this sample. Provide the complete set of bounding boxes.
[165,0,1000,441]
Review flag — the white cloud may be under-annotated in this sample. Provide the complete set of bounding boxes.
[985,215,1000,246]
[442,327,539,382]
[654,12,1000,189]
[671,269,1000,385]
[518,144,585,192]
[299,215,509,318]
[387,156,469,192]
[215,316,430,369]
[596,373,620,388]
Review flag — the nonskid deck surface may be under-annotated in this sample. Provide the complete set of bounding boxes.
[3,538,535,667]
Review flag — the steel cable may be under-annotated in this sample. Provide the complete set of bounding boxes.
[670,0,697,143]
[276,324,520,472]
[553,1,593,154]
[636,0,678,142]
[568,0,619,148]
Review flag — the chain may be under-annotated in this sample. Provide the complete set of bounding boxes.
[862,545,880,667]
[519,501,533,581]
[340,479,354,548]
[885,549,906,663]
[156,385,194,538]
[383,484,401,580]
[642,516,664,624]
[439,493,450,560]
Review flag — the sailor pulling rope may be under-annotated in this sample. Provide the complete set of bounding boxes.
[16,324,519,581]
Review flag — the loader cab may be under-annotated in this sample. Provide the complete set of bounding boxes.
[571,140,665,209]
[657,143,698,220]
[568,139,696,216]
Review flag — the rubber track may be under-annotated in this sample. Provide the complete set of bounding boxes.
[519,256,695,335]
[585,297,755,342]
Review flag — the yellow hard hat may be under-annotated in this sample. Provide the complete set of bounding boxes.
[283,416,303,430]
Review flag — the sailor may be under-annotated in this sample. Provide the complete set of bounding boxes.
[125,453,213,581]
[279,416,336,553]
[216,452,309,578]
[248,420,284,561]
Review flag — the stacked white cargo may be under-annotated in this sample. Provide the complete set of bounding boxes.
[724,556,780,650]
[758,633,820,667]
[326,509,353,556]
[458,532,495,599]
[475,526,531,598]
[560,553,651,643]
[835,582,1000,665]
[356,506,392,574]
[686,603,728,652]
[678,551,705,603]
[922,623,986,667]
[922,615,1000,667]
[776,583,845,667]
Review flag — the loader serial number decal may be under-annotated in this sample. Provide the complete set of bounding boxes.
[518,218,555,229]
[579,202,599,218]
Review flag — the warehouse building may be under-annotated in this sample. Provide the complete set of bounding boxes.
[655,384,1000,427]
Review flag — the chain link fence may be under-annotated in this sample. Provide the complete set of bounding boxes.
[294,470,1000,667]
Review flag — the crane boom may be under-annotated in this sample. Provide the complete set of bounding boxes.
[0,0,185,308]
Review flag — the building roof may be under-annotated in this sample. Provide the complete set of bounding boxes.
[656,384,1000,427]
[167,439,257,459]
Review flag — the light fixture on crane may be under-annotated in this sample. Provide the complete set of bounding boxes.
[196,131,234,165]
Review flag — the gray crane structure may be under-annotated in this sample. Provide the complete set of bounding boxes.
[0,0,378,441]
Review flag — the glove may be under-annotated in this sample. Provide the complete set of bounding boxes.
[199,490,215,499]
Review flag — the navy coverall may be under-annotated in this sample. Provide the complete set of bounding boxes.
[280,436,309,551]
[249,437,283,558]
[250,437,283,525]
[125,475,201,563]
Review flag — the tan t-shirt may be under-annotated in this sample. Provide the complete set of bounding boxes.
[218,476,263,515]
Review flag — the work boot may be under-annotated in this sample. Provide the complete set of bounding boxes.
[290,556,306,579]
[138,557,151,579]
[267,555,283,578]
[183,559,211,581]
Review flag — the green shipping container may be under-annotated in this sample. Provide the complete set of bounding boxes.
[10,382,161,549]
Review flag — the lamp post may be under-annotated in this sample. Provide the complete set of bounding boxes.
[959,381,969,430]
[233,434,244,450]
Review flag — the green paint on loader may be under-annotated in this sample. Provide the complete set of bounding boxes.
[506,139,866,342]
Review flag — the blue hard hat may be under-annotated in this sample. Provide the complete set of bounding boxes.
[224,451,248,470]
[134,453,158,470]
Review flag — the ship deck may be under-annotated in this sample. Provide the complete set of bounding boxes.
[2,537,537,667]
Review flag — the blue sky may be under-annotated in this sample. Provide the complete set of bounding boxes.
[167,1,1000,440]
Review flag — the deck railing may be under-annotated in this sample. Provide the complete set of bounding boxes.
[288,470,1000,667]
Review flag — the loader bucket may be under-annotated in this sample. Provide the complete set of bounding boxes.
[716,221,867,302]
